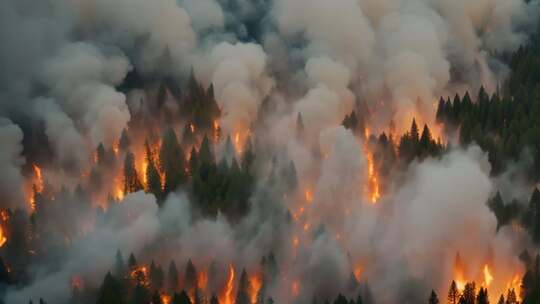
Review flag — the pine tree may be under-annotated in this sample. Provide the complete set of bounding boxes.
[189,146,199,175]
[168,261,179,291]
[447,281,459,304]
[529,188,540,243]
[333,294,348,304]
[152,291,163,304]
[235,269,251,304]
[96,143,107,167]
[119,128,130,151]
[124,151,143,194]
[476,287,489,304]
[419,124,433,156]
[0,257,9,284]
[297,112,305,139]
[147,160,162,200]
[132,282,151,304]
[436,97,446,123]
[428,290,439,304]
[497,295,504,304]
[128,253,137,269]
[159,128,186,194]
[506,289,517,304]
[145,140,162,199]
[210,294,220,304]
[184,259,197,293]
[173,290,192,304]
[461,282,476,304]
[199,135,214,165]
[97,272,125,304]
[114,250,125,278]
[241,139,255,172]
[410,118,420,143]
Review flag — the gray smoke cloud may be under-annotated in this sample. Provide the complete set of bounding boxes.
[0,118,26,210]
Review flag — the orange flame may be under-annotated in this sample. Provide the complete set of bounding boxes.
[221,264,235,304]
[364,127,370,140]
[130,266,150,286]
[112,141,120,156]
[234,132,242,154]
[305,190,313,203]
[198,270,208,290]
[190,123,196,133]
[0,227,6,248]
[33,164,44,193]
[453,254,466,291]
[365,151,380,204]
[505,274,522,302]
[483,264,493,287]
[161,294,171,304]
[249,273,262,304]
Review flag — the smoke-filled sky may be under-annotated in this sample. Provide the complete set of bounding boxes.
[1,0,539,303]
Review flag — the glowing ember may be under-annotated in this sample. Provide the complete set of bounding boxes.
[483,264,493,287]
[161,294,171,304]
[221,264,235,304]
[249,273,262,304]
[0,227,6,248]
[71,275,84,290]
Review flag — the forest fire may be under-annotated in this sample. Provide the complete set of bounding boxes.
[1,0,539,303]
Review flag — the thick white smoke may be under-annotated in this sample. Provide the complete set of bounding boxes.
[199,42,274,134]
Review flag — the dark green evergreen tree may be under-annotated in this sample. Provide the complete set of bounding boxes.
[96,272,125,304]
[124,151,143,194]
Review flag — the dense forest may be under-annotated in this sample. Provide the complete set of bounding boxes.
[1,0,540,303]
